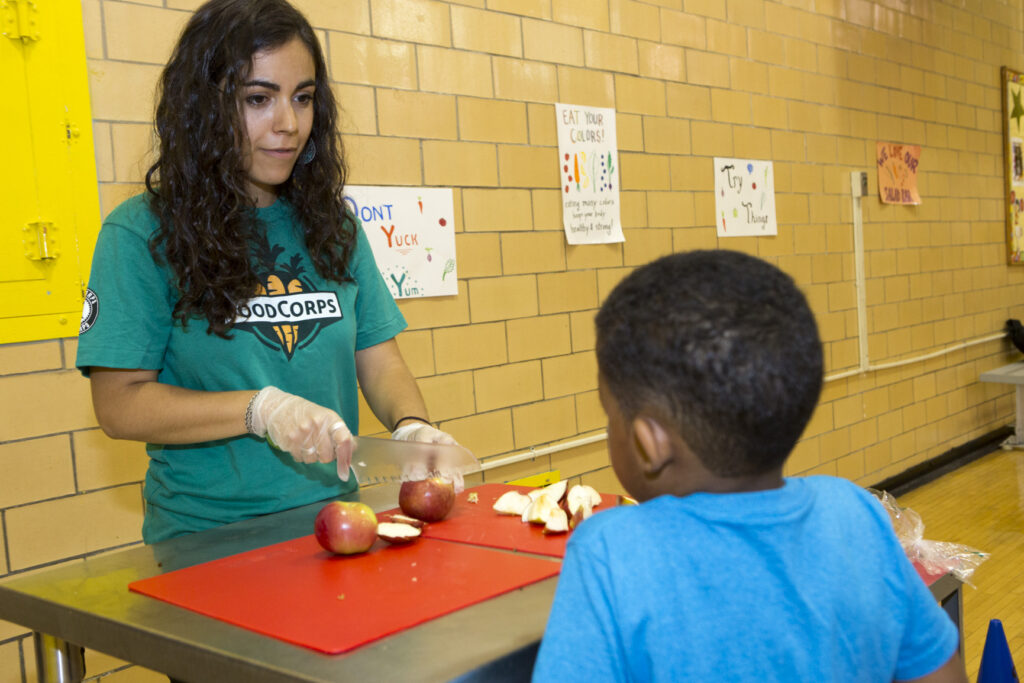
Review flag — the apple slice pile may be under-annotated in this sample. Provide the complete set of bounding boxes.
[492,481,602,535]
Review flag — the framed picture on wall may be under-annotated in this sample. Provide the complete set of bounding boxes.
[1001,66,1024,264]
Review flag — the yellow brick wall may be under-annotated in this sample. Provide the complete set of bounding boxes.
[3,0,1024,679]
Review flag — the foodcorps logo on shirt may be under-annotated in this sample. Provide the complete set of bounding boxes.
[235,240,343,359]
[242,292,340,322]
[80,288,99,334]
[236,291,343,359]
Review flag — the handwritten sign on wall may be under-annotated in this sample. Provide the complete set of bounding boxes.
[714,158,778,237]
[555,103,624,245]
[344,186,457,299]
[876,142,921,205]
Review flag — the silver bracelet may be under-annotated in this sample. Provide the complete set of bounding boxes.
[244,391,261,434]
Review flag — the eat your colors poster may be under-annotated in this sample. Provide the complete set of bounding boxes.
[555,103,624,245]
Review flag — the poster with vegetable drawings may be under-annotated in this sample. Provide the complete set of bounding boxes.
[343,186,457,298]
[555,103,624,245]
[714,158,777,237]
[1001,66,1024,264]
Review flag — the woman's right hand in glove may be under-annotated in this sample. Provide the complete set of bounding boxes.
[248,386,353,476]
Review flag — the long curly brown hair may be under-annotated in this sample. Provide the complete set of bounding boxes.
[144,0,355,337]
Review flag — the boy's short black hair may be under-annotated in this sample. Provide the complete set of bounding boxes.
[595,250,823,477]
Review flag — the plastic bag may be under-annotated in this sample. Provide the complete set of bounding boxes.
[868,489,990,587]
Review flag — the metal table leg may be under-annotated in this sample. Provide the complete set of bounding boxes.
[1000,385,1024,449]
[33,632,85,683]
[939,585,965,663]
[1016,385,1024,446]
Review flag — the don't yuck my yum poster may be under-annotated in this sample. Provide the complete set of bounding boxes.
[344,186,457,299]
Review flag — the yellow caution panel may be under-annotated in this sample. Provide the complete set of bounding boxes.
[1,0,101,343]
[508,471,560,488]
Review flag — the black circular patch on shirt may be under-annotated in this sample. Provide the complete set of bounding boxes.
[80,288,99,334]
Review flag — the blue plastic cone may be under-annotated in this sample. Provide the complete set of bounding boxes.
[978,619,1019,683]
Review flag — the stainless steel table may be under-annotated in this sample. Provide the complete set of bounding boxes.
[980,361,1024,448]
[0,485,553,683]
[0,484,966,683]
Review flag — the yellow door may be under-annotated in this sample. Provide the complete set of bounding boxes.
[1,0,101,343]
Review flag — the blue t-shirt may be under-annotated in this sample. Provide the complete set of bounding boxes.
[76,194,406,543]
[532,476,959,682]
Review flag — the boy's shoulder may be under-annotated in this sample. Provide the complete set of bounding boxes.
[565,494,710,552]
[799,474,873,496]
[786,474,877,502]
[570,477,888,547]
[799,475,886,511]
[566,497,654,542]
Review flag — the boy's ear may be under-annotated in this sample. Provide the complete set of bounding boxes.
[631,414,674,476]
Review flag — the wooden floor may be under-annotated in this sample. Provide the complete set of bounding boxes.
[897,447,1024,679]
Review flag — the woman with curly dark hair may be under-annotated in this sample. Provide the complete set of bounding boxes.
[76,0,455,543]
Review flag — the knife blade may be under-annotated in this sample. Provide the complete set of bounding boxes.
[341,436,482,486]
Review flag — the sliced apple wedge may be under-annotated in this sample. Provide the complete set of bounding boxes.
[568,500,593,529]
[566,485,599,516]
[493,490,532,516]
[523,494,560,524]
[543,508,569,535]
[378,513,426,529]
[377,522,422,544]
[527,480,567,504]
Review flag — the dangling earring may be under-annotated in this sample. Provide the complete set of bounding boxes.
[298,139,316,165]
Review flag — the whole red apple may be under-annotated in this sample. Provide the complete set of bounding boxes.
[399,477,456,522]
[314,501,378,555]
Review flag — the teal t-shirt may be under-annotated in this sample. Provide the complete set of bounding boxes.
[76,193,406,543]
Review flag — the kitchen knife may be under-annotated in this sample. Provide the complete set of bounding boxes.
[342,436,482,486]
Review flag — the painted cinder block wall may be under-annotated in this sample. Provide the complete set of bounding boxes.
[3,0,1023,680]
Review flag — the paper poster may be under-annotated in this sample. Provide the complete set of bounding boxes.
[344,186,457,299]
[555,103,624,245]
[713,158,778,237]
[876,142,921,205]
[1004,67,1024,263]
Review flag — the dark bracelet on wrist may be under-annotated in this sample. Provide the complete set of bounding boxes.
[392,415,431,431]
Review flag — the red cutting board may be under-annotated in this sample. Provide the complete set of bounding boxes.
[128,535,559,654]
[384,483,619,558]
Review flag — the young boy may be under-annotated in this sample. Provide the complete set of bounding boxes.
[532,250,965,682]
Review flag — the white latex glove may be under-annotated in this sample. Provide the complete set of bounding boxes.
[249,387,353,477]
[392,422,464,493]
[391,422,458,445]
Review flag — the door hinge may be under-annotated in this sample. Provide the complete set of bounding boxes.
[65,119,81,143]
[23,221,59,261]
[1,0,40,43]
